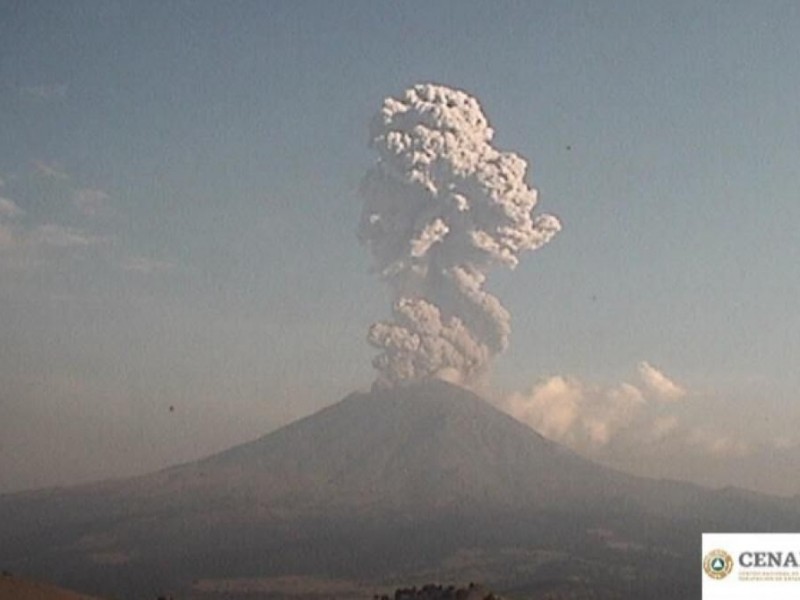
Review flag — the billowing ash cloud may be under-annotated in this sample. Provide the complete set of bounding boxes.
[359,84,560,387]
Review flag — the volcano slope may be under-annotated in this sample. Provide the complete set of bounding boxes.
[1,380,798,599]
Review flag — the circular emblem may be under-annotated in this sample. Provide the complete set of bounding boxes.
[703,548,734,579]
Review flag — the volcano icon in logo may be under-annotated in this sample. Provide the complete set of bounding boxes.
[704,548,734,579]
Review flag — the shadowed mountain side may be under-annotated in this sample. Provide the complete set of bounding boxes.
[1,381,798,599]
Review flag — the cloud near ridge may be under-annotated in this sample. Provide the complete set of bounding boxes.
[638,360,685,400]
[496,362,746,463]
[501,372,649,450]
[501,367,799,494]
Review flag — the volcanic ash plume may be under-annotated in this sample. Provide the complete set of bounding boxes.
[359,84,560,387]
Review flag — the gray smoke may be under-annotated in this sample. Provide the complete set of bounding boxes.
[359,84,560,387]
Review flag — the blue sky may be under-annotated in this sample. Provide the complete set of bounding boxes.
[1,0,798,493]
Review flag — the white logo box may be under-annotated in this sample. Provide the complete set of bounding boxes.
[703,533,800,600]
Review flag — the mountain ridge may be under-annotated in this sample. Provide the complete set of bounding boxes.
[2,380,798,599]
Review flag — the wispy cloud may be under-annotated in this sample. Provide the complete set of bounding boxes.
[691,431,750,458]
[73,188,110,217]
[0,224,108,273]
[33,160,70,180]
[0,166,116,271]
[122,256,175,274]
[0,197,24,219]
[19,83,68,100]
[0,198,24,248]
[0,196,105,259]
[0,224,106,252]
[0,223,16,248]
[29,224,104,249]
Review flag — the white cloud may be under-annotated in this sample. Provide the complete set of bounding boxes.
[505,376,582,441]
[501,373,646,451]
[637,361,686,400]
[494,362,783,492]
[497,361,733,457]
[73,188,110,217]
[0,176,6,187]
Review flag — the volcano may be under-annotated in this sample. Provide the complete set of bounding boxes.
[2,381,798,599]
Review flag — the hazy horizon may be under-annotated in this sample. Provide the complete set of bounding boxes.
[2,0,799,496]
